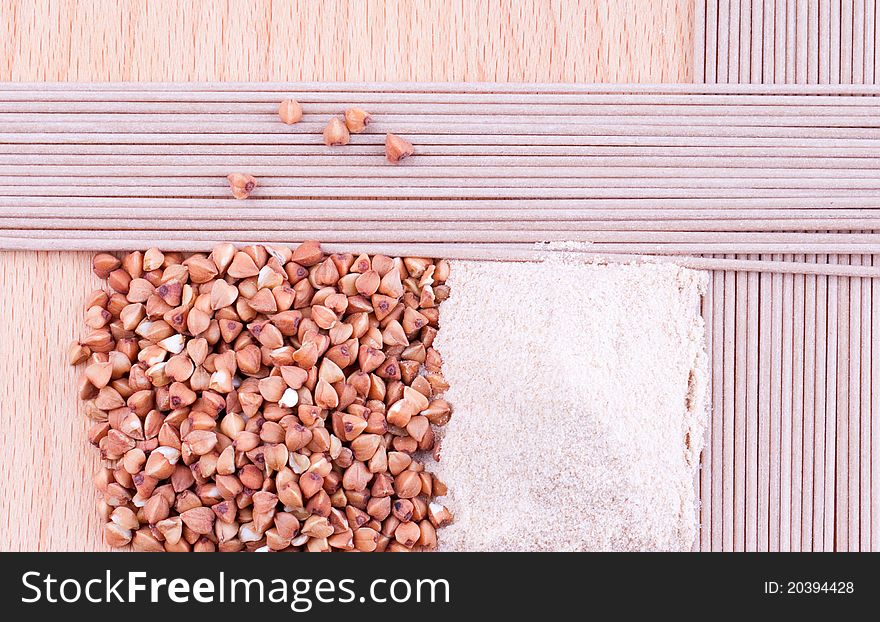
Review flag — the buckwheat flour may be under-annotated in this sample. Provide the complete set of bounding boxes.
[432,256,708,551]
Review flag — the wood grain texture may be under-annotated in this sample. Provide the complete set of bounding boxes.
[0,0,692,82]
[0,0,693,551]
[0,251,106,551]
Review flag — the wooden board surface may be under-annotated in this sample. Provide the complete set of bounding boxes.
[0,0,693,551]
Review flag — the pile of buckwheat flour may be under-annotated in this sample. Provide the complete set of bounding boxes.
[432,255,708,551]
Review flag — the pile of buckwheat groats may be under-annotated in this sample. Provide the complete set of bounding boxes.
[69,241,453,552]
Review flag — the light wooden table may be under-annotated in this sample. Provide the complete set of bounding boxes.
[0,0,692,551]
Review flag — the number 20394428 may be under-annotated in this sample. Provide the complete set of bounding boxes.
[764,581,855,595]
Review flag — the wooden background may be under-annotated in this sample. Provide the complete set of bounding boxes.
[0,0,692,551]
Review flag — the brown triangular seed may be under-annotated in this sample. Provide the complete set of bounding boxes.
[292,240,323,267]
[248,288,278,314]
[378,269,404,298]
[227,252,260,278]
[385,133,414,163]
[355,270,380,296]
[210,279,239,310]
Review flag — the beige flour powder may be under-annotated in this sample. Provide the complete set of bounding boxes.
[432,256,708,551]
